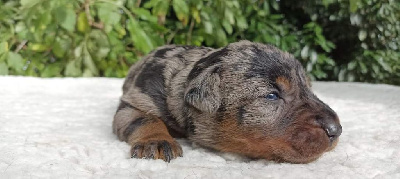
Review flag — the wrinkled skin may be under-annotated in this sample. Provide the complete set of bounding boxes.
[113,40,342,163]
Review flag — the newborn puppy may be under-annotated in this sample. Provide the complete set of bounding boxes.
[113,40,342,163]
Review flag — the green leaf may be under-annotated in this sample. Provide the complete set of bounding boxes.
[37,11,52,30]
[257,10,267,17]
[215,28,227,46]
[262,2,270,15]
[0,41,8,54]
[204,21,213,34]
[224,9,235,24]
[222,19,233,35]
[0,42,8,62]
[192,8,201,23]
[127,19,155,53]
[74,45,83,58]
[201,11,210,21]
[350,0,360,13]
[310,51,317,64]
[143,0,160,8]
[82,68,94,77]
[7,52,24,73]
[377,57,392,73]
[155,0,170,17]
[172,0,189,25]
[56,7,77,32]
[83,46,98,76]
[146,0,170,17]
[53,39,70,58]
[358,30,367,41]
[236,16,248,30]
[97,3,121,26]
[64,60,82,77]
[347,61,357,70]
[301,45,309,59]
[113,24,127,37]
[41,64,62,77]
[359,61,367,74]
[29,43,48,52]
[77,12,90,33]
[322,0,335,7]
[132,8,157,23]
[0,62,8,75]
[88,30,110,59]
[20,0,41,8]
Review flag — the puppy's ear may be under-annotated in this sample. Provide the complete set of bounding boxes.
[184,50,225,114]
[185,68,221,113]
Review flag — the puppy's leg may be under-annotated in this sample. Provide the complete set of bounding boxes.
[113,101,182,162]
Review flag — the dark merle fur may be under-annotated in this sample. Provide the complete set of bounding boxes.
[187,48,228,81]
[215,103,227,122]
[153,47,174,58]
[245,46,291,82]
[237,106,246,124]
[115,40,342,163]
[117,100,135,112]
[186,119,195,135]
[159,140,173,162]
[131,144,143,158]
[135,62,184,135]
[123,117,146,139]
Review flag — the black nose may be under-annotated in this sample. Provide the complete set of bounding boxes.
[317,116,342,142]
[324,123,342,142]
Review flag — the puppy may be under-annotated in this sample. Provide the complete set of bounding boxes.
[113,40,342,163]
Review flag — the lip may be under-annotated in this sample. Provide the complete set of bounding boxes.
[329,136,337,144]
[327,137,339,150]
[318,127,339,146]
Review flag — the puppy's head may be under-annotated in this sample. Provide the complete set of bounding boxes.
[185,41,342,163]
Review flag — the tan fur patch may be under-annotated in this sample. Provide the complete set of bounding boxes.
[215,118,291,160]
[127,119,173,144]
[276,76,291,91]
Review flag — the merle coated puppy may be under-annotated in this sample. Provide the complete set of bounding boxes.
[113,40,342,163]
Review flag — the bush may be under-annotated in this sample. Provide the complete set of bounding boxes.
[0,0,399,85]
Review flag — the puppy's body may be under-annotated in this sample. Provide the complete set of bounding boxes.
[119,45,212,136]
[113,41,342,163]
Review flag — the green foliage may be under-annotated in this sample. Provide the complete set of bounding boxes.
[0,0,399,85]
[279,0,400,84]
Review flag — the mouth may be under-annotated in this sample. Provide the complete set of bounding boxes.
[326,137,339,151]
[212,116,341,163]
[288,112,342,161]
[275,126,339,163]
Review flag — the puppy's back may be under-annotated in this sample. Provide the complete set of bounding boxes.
[120,45,213,135]
[123,45,212,94]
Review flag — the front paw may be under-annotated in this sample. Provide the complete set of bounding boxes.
[130,140,183,162]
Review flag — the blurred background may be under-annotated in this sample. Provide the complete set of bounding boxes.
[0,0,399,85]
